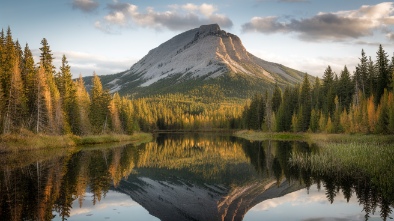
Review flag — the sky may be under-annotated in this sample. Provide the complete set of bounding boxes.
[1,0,394,78]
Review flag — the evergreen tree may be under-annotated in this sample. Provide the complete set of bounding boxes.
[375,45,390,105]
[375,90,389,134]
[22,43,37,128]
[39,38,65,134]
[75,75,91,135]
[89,72,110,134]
[299,74,311,131]
[309,108,319,132]
[367,56,377,98]
[276,86,298,132]
[35,64,51,133]
[311,77,321,110]
[338,66,354,111]
[39,38,55,75]
[245,94,265,130]
[355,49,369,96]
[271,83,282,113]
[109,93,123,133]
[322,66,335,117]
[2,27,16,103]
[58,55,78,134]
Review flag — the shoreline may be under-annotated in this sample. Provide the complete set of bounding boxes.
[233,130,394,144]
[0,132,153,153]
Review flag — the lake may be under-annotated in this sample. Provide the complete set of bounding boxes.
[0,133,392,221]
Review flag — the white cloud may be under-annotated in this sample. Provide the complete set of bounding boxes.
[32,49,137,77]
[96,2,233,32]
[387,32,394,41]
[242,2,394,41]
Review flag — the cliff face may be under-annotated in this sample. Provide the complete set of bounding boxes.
[116,175,303,221]
[100,24,305,97]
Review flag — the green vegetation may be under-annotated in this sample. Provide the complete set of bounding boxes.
[0,27,139,143]
[1,26,393,145]
[0,130,152,152]
[234,130,307,141]
[241,45,394,135]
[289,139,394,220]
[234,130,394,144]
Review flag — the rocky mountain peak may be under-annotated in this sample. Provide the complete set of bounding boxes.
[102,24,306,97]
[198,24,221,34]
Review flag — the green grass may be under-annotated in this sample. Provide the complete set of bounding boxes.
[0,130,152,153]
[234,130,308,141]
[234,130,394,145]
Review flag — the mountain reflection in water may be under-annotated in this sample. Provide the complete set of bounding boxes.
[0,133,392,221]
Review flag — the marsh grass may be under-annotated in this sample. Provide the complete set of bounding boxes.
[0,130,152,153]
[234,130,394,145]
[234,130,307,141]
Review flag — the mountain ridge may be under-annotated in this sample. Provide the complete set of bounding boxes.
[87,24,307,98]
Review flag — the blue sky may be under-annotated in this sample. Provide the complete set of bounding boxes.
[1,0,393,77]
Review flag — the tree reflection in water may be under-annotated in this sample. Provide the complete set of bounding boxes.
[0,133,392,220]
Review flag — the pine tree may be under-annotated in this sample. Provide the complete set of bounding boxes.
[375,45,390,105]
[22,43,37,129]
[89,72,110,134]
[35,64,51,133]
[311,77,321,110]
[271,83,282,113]
[375,90,389,134]
[109,93,123,133]
[338,66,354,111]
[367,56,377,98]
[244,93,266,130]
[75,75,91,135]
[299,74,311,131]
[1,27,16,104]
[3,56,26,133]
[39,38,55,75]
[322,66,335,117]
[309,109,319,132]
[354,49,368,96]
[39,38,65,134]
[58,55,78,134]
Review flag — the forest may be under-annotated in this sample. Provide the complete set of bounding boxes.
[0,26,393,136]
[243,46,394,134]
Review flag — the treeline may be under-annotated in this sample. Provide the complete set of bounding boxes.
[0,27,138,135]
[243,45,394,134]
[132,92,244,131]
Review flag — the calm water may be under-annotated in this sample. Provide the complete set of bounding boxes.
[0,133,392,221]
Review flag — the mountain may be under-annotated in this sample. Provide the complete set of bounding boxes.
[115,174,303,221]
[92,24,306,98]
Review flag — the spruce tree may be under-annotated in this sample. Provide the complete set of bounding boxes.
[367,56,377,97]
[58,55,78,134]
[311,77,321,110]
[39,38,55,75]
[375,45,390,105]
[322,66,335,117]
[22,43,37,128]
[355,49,368,96]
[271,83,282,113]
[338,66,353,111]
[75,75,91,135]
[299,74,311,131]
[89,72,110,134]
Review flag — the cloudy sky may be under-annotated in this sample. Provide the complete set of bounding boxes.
[1,0,393,77]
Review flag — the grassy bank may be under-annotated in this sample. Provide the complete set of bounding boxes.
[234,130,308,141]
[234,130,394,144]
[0,130,153,153]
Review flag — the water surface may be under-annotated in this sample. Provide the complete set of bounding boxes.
[0,133,392,220]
